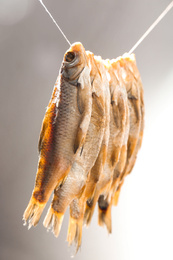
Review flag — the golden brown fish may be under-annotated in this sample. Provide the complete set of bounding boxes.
[97,54,144,230]
[84,57,129,230]
[23,42,144,252]
[23,42,92,228]
[66,54,111,250]
[112,54,144,204]
[43,51,110,251]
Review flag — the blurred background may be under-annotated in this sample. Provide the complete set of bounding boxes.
[0,0,173,259]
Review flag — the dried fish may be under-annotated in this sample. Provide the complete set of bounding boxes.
[23,42,144,252]
[43,52,109,248]
[23,43,92,228]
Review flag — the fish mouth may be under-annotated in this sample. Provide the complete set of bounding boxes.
[61,42,87,83]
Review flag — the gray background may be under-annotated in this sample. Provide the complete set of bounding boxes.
[1,0,173,259]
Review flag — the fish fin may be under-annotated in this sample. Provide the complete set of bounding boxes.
[38,84,59,153]
[113,189,121,206]
[73,67,92,154]
[73,127,85,154]
[127,82,139,100]
[43,207,64,237]
[98,195,112,233]
[38,119,48,153]
[84,196,97,226]
[73,112,91,154]
[111,93,126,131]
[98,205,112,233]
[23,197,45,228]
[124,137,139,176]
[113,181,124,206]
[77,85,85,114]
[67,216,83,253]
[110,145,121,168]
[92,92,105,117]
[84,143,107,202]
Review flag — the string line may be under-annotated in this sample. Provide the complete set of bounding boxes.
[38,0,172,53]
[38,0,71,46]
[128,1,173,54]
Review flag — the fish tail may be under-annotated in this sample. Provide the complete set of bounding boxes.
[98,198,112,233]
[43,207,64,237]
[23,196,45,228]
[67,216,83,253]
[84,195,98,226]
[23,159,70,229]
[83,204,92,226]
[84,144,107,202]
[23,174,57,229]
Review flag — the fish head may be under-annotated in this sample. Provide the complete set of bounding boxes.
[61,42,88,85]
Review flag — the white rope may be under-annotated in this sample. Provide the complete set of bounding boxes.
[38,0,71,46]
[128,1,173,54]
[38,0,173,53]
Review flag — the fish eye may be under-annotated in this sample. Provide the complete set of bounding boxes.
[65,51,75,62]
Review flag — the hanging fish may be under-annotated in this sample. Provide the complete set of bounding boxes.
[22,0,173,253]
[96,55,144,232]
[43,50,110,248]
[66,55,111,250]
[23,42,144,252]
[23,43,93,228]
[84,57,130,231]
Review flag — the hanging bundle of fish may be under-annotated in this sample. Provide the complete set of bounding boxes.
[23,42,144,251]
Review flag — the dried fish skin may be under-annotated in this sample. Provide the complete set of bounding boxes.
[23,42,92,228]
